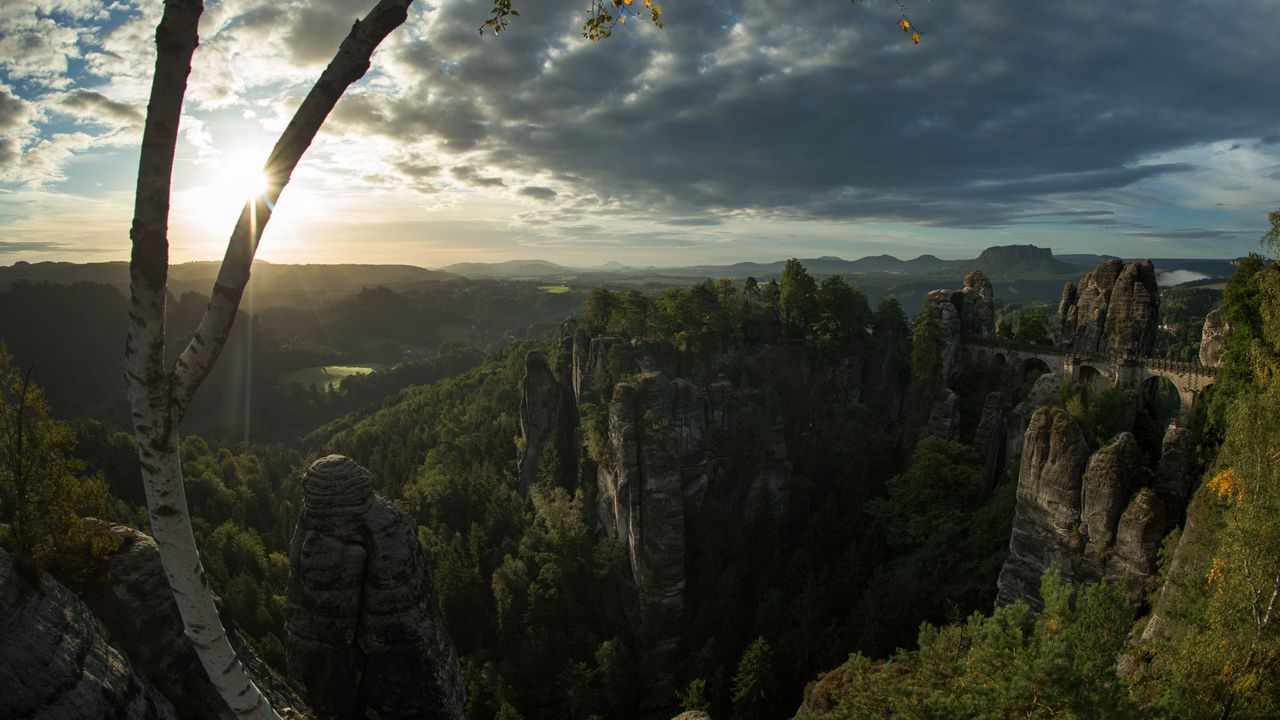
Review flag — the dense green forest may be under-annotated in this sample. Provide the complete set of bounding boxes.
[800,253,1280,719]
[0,277,570,437]
[3,249,1273,719]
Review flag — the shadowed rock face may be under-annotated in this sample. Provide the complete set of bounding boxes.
[960,270,996,342]
[999,421,1176,611]
[1005,372,1062,472]
[920,272,996,391]
[1106,489,1167,607]
[1058,259,1159,356]
[1154,426,1199,532]
[1079,433,1148,580]
[924,289,963,385]
[286,455,465,720]
[922,388,961,442]
[79,524,310,720]
[597,371,787,649]
[518,350,564,492]
[973,391,1007,491]
[997,406,1092,609]
[0,547,177,720]
[1057,282,1079,337]
[1,525,310,720]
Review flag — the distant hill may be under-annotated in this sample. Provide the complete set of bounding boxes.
[2,245,1239,308]
[435,245,1125,284]
[440,259,574,279]
[0,260,458,307]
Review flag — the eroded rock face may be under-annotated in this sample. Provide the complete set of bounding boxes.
[960,270,996,341]
[1199,304,1231,367]
[996,406,1092,609]
[1058,259,1159,356]
[597,372,787,649]
[0,548,177,720]
[286,455,465,720]
[79,524,309,720]
[574,335,630,403]
[973,391,1007,491]
[1106,489,1167,607]
[1005,372,1062,472]
[1154,426,1198,532]
[998,417,1183,611]
[922,388,962,442]
[1057,282,1078,339]
[1061,259,1123,353]
[1079,433,1147,579]
[919,272,996,389]
[924,289,963,384]
[1101,260,1160,356]
[519,350,564,492]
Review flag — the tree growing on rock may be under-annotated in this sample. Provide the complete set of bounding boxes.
[0,343,111,583]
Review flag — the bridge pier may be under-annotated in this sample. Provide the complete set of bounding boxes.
[1178,391,1195,424]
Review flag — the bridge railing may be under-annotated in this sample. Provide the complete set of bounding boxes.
[1139,356,1218,378]
[959,338,1219,378]
[959,338,1065,356]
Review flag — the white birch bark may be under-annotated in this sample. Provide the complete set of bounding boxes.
[126,1,413,717]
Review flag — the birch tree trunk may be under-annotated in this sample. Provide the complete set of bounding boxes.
[126,1,413,717]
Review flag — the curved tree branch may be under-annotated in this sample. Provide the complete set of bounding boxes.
[128,0,413,717]
[171,0,413,421]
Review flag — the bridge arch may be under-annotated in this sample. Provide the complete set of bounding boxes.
[1138,375,1182,428]
[1020,356,1052,384]
[1077,364,1109,395]
[958,339,1218,420]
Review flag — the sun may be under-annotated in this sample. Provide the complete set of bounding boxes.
[216,151,271,203]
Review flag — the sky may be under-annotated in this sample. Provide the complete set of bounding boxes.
[2,0,1280,269]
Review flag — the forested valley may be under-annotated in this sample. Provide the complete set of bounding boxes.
[3,246,1279,720]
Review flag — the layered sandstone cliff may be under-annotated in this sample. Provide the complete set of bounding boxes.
[286,455,465,720]
[1058,259,1160,356]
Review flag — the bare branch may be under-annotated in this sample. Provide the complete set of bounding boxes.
[1262,574,1280,630]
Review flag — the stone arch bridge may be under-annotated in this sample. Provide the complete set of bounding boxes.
[959,339,1218,420]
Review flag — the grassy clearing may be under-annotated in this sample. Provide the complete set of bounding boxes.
[539,285,571,294]
[285,363,387,391]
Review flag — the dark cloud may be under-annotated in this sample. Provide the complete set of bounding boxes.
[1124,228,1257,244]
[284,0,361,65]
[518,185,557,200]
[58,89,144,125]
[0,138,16,168]
[228,4,289,37]
[356,0,1280,228]
[0,89,30,132]
[662,217,725,227]
[452,165,505,188]
[0,239,74,255]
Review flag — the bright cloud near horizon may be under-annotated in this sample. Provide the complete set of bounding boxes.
[2,0,1280,269]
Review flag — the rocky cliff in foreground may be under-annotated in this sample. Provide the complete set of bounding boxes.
[996,412,1195,610]
[0,547,177,720]
[286,455,465,720]
[1,524,308,720]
